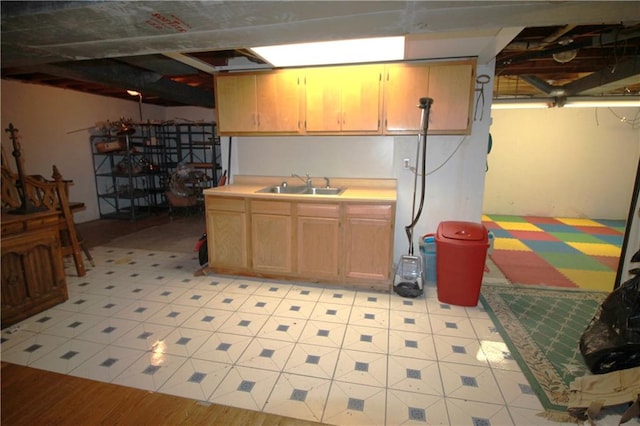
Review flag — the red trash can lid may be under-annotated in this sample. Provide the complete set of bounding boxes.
[439,221,487,241]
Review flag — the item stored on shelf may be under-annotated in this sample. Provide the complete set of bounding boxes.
[90,121,221,221]
[94,140,125,153]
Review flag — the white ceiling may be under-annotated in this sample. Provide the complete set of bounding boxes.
[4,1,639,67]
[2,1,639,106]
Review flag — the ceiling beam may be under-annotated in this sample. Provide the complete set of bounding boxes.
[32,60,214,107]
[519,75,566,96]
[163,53,220,74]
[119,55,200,76]
[561,56,640,96]
[497,26,640,67]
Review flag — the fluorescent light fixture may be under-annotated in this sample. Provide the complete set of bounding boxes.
[491,99,552,110]
[250,36,405,67]
[563,97,640,108]
[491,96,640,110]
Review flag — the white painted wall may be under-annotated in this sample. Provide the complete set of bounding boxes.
[1,80,166,223]
[484,106,640,219]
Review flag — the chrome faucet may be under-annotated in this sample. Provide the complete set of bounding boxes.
[324,177,330,188]
[292,172,312,188]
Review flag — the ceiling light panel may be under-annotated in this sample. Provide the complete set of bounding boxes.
[250,36,405,67]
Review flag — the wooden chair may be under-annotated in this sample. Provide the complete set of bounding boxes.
[1,162,93,277]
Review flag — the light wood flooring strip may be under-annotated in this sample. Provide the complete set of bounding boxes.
[1,362,325,425]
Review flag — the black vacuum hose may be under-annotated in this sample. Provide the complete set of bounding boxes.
[405,97,433,255]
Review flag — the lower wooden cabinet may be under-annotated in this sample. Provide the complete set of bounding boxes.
[1,211,68,328]
[251,200,292,273]
[344,204,394,282]
[205,197,248,269]
[205,195,395,290]
[296,203,340,279]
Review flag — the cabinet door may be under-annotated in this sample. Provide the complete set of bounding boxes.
[256,70,300,132]
[305,67,343,132]
[340,65,382,132]
[344,204,394,282]
[1,225,67,327]
[297,204,340,278]
[427,62,474,133]
[251,200,292,273]
[206,198,248,268]
[215,74,257,133]
[305,64,382,133]
[383,63,430,133]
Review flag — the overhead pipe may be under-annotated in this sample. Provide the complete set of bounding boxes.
[541,25,578,44]
[499,25,640,66]
[503,25,577,51]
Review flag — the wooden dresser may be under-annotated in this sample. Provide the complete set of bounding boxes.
[1,210,68,328]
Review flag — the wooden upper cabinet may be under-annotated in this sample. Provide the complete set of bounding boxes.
[215,70,300,135]
[215,73,256,133]
[214,60,475,135]
[383,63,430,133]
[426,62,475,134]
[304,64,382,133]
[256,71,300,132]
[383,60,475,135]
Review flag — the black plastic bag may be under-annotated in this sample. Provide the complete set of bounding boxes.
[579,273,640,374]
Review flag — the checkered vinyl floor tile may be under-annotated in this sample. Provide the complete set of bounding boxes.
[482,215,625,291]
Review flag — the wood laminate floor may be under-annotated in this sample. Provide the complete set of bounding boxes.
[1,362,323,425]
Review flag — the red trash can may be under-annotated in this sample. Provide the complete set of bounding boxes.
[435,221,489,306]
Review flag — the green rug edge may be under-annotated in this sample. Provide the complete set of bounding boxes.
[479,284,607,415]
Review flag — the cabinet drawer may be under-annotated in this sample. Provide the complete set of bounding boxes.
[2,215,58,234]
[206,197,245,212]
[26,215,58,230]
[297,203,340,218]
[1,221,24,235]
[252,200,292,215]
[345,204,393,219]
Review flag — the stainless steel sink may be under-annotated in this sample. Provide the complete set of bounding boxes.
[302,187,345,195]
[256,185,307,194]
[256,185,344,195]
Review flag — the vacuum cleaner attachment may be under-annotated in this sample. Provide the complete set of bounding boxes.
[393,254,424,298]
[393,97,433,298]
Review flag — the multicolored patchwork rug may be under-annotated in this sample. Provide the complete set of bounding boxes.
[480,283,607,420]
[483,215,625,292]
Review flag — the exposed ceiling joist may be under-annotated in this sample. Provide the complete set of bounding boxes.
[498,25,640,67]
[518,56,640,97]
[162,52,220,74]
[563,57,640,96]
[519,75,562,96]
[33,61,214,107]
[119,55,200,76]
